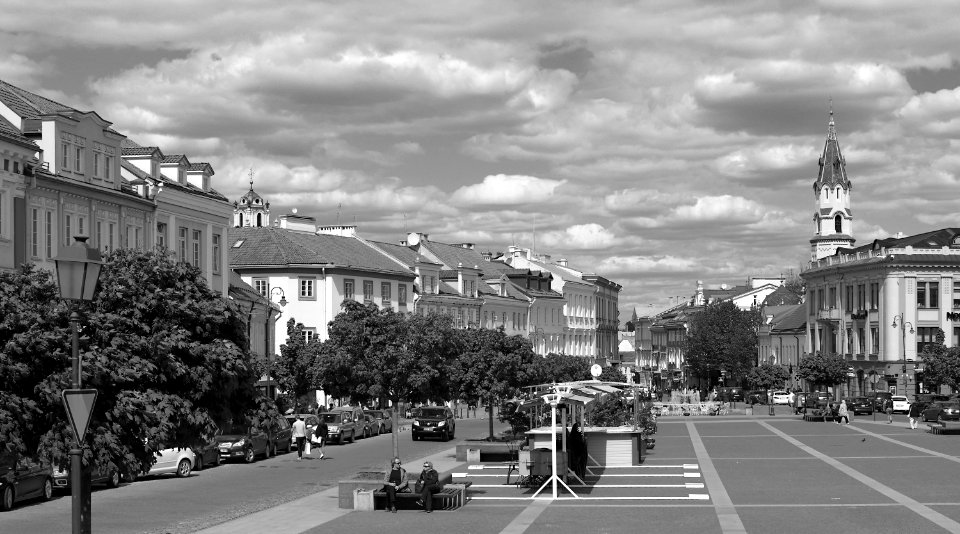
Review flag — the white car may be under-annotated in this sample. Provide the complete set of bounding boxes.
[892,396,910,414]
[771,391,791,405]
[141,447,195,479]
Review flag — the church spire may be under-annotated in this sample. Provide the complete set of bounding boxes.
[810,104,855,261]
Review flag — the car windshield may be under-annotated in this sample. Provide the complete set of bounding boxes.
[319,413,339,423]
[417,408,447,417]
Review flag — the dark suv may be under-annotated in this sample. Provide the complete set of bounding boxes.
[717,387,744,402]
[411,406,456,441]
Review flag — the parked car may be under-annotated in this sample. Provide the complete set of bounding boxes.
[318,406,364,444]
[921,401,960,422]
[145,447,195,478]
[771,391,791,405]
[192,437,222,471]
[215,423,271,463]
[864,391,892,412]
[846,397,873,415]
[361,413,378,438]
[892,396,910,414]
[746,390,768,405]
[364,409,393,434]
[0,450,53,511]
[53,462,122,491]
[269,414,294,455]
[717,387,744,402]
[802,391,832,410]
[412,406,456,441]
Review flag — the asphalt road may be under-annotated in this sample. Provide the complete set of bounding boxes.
[0,416,501,534]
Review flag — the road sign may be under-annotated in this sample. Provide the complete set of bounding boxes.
[62,389,98,446]
[590,364,602,378]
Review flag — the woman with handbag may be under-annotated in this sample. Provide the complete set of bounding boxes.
[313,418,328,459]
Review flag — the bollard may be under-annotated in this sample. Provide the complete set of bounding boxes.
[768,404,775,416]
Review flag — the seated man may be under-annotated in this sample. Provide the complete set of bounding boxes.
[415,461,443,513]
[381,457,408,513]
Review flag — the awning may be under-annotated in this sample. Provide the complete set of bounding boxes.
[517,380,633,411]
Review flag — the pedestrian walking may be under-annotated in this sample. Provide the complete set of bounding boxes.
[292,415,307,460]
[908,401,922,429]
[884,398,894,423]
[314,417,328,459]
[381,457,408,513]
[837,400,850,424]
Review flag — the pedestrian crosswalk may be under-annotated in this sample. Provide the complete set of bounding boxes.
[454,462,709,501]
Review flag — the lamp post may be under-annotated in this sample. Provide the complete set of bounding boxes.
[53,237,102,534]
[267,287,287,400]
[892,314,914,399]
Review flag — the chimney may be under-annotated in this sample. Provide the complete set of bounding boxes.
[481,251,493,261]
[457,243,475,249]
[316,224,357,237]
[278,212,317,233]
[557,258,567,267]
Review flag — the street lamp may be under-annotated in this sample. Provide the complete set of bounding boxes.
[269,286,287,307]
[53,236,102,534]
[892,314,914,399]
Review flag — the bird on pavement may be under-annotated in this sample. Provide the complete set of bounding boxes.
[861,437,866,442]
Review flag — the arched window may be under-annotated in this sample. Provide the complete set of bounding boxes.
[256,213,263,227]
[834,214,842,233]
[238,213,244,227]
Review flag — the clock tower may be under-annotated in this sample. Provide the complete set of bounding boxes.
[810,107,855,260]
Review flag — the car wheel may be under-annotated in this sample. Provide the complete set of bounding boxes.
[442,430,449,442]
[176,459,192,478]
[337,434,344,445]
[214,453,221,467]
[1,485,13,511]
[412,433,419,441]
[41,478,53,501]
[244,447,256,463]
[349,431,355,444]
[938,414,945,424]
[107,471,121,488]
[286,439,292,453]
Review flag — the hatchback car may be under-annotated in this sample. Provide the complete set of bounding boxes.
[771,391,791,405]
[269,415,294,455]
[0,451,53,511]
[53,462,122,491]
[215,424,271,463]
[921,401,960,422]
[412,406,456,441]
[892,396,910,414]
[847,397,873,415]
[145,447,195,478]
[364,409,393,434]
[318,407,364,444]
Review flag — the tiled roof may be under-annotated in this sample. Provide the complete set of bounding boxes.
[0,79,73,118]
[188,162,214,174]
[769,304,806,332]
[161,154,187,164]
[761,285,802,306]
[422,241,493,275]
[122,146,159,156]
[851,228,960,254]
[228,271,271,307]
[229,226,413,276]
[0,114,37,149]
[439,269,459,280]
[369,241,441,267]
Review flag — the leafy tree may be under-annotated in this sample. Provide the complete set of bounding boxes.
[314,302,460,457]
[447,327,540,441]
[538,353,590,384]
[1,251,264,480]
[919,329,960,392]
[682,301,760,385]
[796,352,848,395]
[745,362,791,391]
[783,269,806,303]
[274,318,320,413]
[598,365,624,383]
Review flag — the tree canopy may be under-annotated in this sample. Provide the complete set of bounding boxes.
[538,353,591,384]
[682,300,760,384]
[796,352,849,393]
[273,318,320,413]
[919,328,960,393]
[745,362,791,391]
[0,251,267,478]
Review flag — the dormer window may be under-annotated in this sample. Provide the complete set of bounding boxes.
[953,236,960,247]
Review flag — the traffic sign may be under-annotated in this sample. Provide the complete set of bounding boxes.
[62,389,98,446]
[590,364,602,378]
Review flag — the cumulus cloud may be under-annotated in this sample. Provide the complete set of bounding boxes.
[672,195,766,223]
[897,88,960,137]
[450,174,565,207]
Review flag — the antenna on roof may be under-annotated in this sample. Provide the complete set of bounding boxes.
[336,202,342,225]
[248,168,254,190]
[532,213,536,257]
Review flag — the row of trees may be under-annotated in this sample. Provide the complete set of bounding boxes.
[0,251,274,477]
[272,300,600,456]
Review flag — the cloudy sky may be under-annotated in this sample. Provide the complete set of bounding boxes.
[3,1,959,319]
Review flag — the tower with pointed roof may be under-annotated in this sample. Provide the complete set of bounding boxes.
[810,107,854,260]
[233,169,271,227]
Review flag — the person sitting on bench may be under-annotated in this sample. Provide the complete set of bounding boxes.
[381,457,408,513]
[415,461,443,513]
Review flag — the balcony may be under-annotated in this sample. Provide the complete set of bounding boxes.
[817,309,841,321]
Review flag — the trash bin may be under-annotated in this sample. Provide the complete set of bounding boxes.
[353,489,374,511]
[466,448,481,463]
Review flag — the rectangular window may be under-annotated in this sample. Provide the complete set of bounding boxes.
[78,216,85,237]
[828,287,837,309]
[381,282,391,305]
[212,234,221,273]
[363,280,373,303]
[917,283,927,309]
[870,283,879,310]
[93,153,101,177]
[458,309,464,328]
[192,230,201,267]
[29,208,37,256]
[253,279,269,296]
[2,159,8,171]
[157,223,167,249]
[817,289,824,310]
[135,227,141,249]
[45,210,53,258]
[857,284,865,310]
[61,142,69,170]
[845,286,853,312]
[954,327,960,348]
[917,281,939,309]
[955,283,960,310]
[108,223,115,252]
[64,215,72,245]
[917,327,939,354]
[105,156,112,180]
[870,327,879,355]
[178,227,187,261]
[75,146,82,172]
[344,279,354,300]
[96,221,103,251]
[299,278,315,300]
[398,285,407,306]
[0,191,4,238]
[302,328,317,344]
[858,327,866,354]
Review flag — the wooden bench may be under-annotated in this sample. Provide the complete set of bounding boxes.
[373,482,471,511]
[802,410,828,422]
[927,421,960,435]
